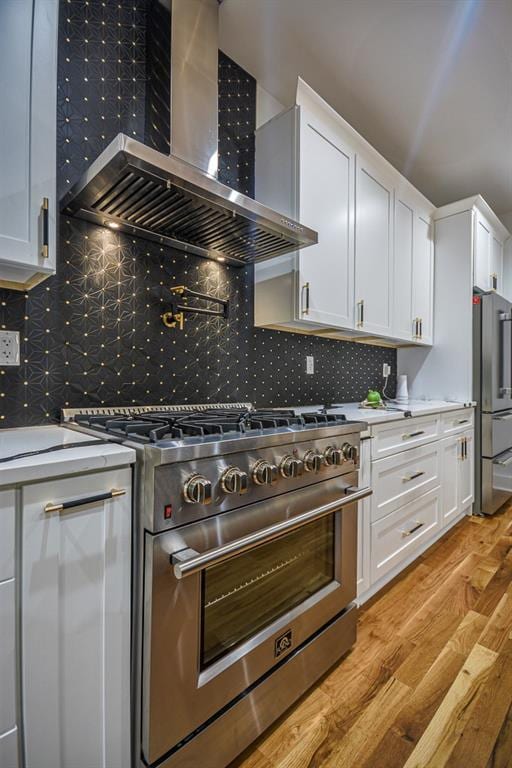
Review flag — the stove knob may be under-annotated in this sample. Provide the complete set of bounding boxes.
[304,450,325,473]
[341,442,359,464]
[183,474,212,505]
[324,446,343,466]
[252,459,278,486]
[280,455,304,478]
[221,466,249,495]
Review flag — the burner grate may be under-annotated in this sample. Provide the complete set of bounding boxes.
[69,406,348,443]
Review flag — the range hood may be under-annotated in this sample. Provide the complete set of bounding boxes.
[60,0,317,266]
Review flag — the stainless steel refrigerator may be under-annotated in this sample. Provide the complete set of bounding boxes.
[474,291,512,514]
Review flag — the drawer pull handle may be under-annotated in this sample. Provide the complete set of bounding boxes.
[402,471,425,482]
[401,521,424,538]
[44,488,126,513]
[456,419,469,425]
[402,430,425,440]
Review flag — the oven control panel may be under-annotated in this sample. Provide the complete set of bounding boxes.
[153,434,361,531]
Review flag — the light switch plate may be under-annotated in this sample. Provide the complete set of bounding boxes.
[0,331,20,366]
[306,356,314,375]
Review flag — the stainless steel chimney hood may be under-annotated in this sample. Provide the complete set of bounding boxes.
[60,0,317,267]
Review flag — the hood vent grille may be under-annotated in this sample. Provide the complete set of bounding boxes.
[92,174,297,263]
[61,136,316,266]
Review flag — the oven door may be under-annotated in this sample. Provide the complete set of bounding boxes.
[141,474,370,766]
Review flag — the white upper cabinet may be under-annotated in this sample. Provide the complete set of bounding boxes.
[254,80,435,346]
[412,211,434,345]
[354,155,394,337]
[474,211,492,292]
[393,194,414,341]
[255,104,357,334]
[297,112,355,328]
[0,0,58,291]
[392,187,434,345]
[474,207,506,294]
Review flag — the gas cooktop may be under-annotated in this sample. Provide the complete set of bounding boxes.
[66,405,351,445]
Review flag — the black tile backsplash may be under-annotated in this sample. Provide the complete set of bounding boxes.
[0,0,395,428]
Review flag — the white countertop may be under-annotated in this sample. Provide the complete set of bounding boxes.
[0,425,136,488]
[292,400,475,426]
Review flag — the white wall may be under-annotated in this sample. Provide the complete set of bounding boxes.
[256,85,285,129]
[500,211,512,232]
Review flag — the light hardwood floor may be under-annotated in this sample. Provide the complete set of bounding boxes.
[233,506,512,768]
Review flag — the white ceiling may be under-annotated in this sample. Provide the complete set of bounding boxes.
[219,0,512,216]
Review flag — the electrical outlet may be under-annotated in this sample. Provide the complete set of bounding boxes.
[306,356,314,375]
[383,363,391,378]
[0,331,20,367]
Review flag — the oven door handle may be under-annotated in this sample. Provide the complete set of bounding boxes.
[171,485,372,580]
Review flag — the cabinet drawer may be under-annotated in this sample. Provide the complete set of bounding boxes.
[371,415,440,459]
[440,409,474,436]
[371,442,440,522]
[371,487,441,583]
[0,580,16,735]
[0,491,15,583]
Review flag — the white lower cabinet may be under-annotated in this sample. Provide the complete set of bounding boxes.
[371,486,441,584]
[371,413,440,460]
[440,435,460,525]
[21,467,132,768]
[371,441,440,522]
[0,488,18,768]
[0,580,16,737]
[357,438,371,595]
[0,491,15,582]
[440,430,474,525]
[358,410,475,603]
[459,430,474,511]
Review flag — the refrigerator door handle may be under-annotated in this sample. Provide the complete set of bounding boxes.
[494,454,512,467]
[499,312,512,397]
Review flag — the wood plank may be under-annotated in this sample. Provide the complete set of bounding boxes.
[359,610,488,768]
[398,553,497,645]
[395,609,486,689]
[402,643,497,767]
[445,638,512,767]
[257,687,333,766]
[479,584,512,652]
[230,749,273,768]
[475,550,512,617]
[321,676,411,768]
[487,701,512,768]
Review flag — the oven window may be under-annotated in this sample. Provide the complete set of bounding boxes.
[201,515,335,668]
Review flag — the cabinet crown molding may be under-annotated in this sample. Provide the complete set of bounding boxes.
[434,194,510,242]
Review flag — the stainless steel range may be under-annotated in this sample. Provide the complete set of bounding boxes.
[63,404,370,768]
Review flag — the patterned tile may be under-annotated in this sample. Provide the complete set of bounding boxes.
[0,0,396,428]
